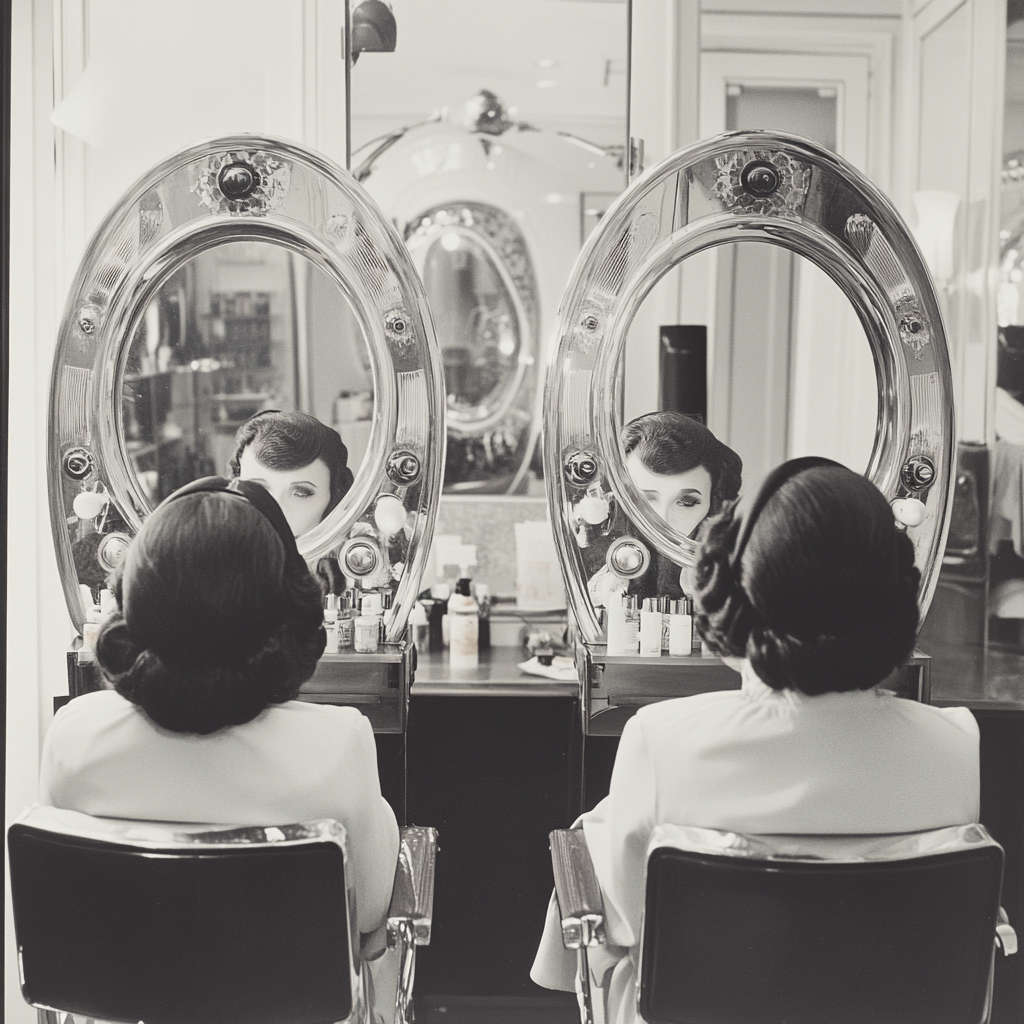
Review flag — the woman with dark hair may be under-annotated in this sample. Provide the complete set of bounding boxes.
[229,410,355,537]
[535,459,979,1024]
[586,412,742,606]
[621,411,742,531]
[39,478,399,947]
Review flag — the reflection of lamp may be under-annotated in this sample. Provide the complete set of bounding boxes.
[351,0,397,61]
[912,190,961,285]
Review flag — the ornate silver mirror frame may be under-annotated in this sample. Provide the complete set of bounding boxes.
[49,134,446,640]
[545,130,955,643]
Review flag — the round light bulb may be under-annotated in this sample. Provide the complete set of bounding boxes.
[578,495,610,525]
[73,491,107,520]
[892,497,927,528]
[373,495,407,536]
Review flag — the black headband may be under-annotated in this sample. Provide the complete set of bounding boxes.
[159,475,307,575]
[730,456,843,572]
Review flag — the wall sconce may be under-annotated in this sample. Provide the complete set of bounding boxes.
[351,0,397,62]
[911,190,961,286]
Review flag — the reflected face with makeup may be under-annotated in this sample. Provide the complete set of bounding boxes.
[625,451,712,537]
[237,448,332,537]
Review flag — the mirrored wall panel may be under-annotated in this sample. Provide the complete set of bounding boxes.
[351,0,629,494]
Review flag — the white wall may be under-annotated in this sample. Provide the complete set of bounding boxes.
[7,2,68,1019]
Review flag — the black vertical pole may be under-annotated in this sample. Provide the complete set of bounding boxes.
[659,325,707,422]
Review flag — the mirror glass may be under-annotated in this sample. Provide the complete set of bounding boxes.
[351,0,629,494]
[585,241,877,606]
[422,229,521,423]
[120,241,373,528]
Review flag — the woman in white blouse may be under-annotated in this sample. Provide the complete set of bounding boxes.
[40,477,400,1010]
[533,458,979,1024]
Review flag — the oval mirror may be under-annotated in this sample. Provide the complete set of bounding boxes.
[357,115,624,494]
[49,135,445,639]
[545,130,955,643]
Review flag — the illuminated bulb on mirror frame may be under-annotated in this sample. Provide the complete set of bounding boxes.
[440,232,461,252]
[373,494,408,536]
[892,497,928,528]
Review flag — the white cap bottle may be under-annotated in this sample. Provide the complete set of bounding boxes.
[448,578,479,668]
[640,598,662,657]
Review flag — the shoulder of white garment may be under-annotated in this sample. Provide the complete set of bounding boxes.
[48,691,373,746]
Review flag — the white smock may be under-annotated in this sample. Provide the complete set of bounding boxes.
[531,662,980,1024]
[39,690,401,1018]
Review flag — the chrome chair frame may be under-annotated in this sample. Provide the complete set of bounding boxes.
[10,804,437,1024]
[549,823,1017,1024]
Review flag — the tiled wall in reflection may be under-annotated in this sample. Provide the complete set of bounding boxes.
[425,496,552,598]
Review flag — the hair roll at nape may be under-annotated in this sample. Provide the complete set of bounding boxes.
[691,502,757,659]
[95,612,325,735]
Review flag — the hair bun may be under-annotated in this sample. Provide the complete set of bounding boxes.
[94,614,146,678]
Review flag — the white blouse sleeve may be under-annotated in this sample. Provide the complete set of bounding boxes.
[602,714,659,944]
[337,712,400,936]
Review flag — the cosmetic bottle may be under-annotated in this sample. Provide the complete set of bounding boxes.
[337,591,356,650]
[448,578,479,668]
[354,594,383,653]
[623,595,641,654]
[691,598,703,656]
[605,595,627,655]
[640,598,662,657]
[410,601,429,651]
[659,597,672,652]
[99,588,117,621]
[323,599,340,654]
[669,598,693,657]
[81,606,102,652]
[475,583,491,652]
[428,583,450,652]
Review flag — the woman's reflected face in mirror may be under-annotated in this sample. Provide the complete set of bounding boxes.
[228,410,355,538]
[236,449,332,536]
[624,452,712,537]
[621,412,742,539]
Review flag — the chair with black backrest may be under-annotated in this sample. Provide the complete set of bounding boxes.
[8,805,437,1024]
[549,824,1017,1024]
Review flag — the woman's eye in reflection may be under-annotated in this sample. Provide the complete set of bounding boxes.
[290,484,317,499]
[676,494,701,508]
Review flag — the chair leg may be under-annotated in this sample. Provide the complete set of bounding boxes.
[577,947,595,1024]
[393,918,418,1024]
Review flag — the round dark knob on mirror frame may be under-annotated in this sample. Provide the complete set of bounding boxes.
[564,450,600,487]
[218,162,260,200]
[63,447,95,480]
[900,454,936,491]
[740,160,780,198]
[386,449,421,486]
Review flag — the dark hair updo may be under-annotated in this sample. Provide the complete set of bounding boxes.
[692,463,921,695]
[95,490,326,734]
[228,410,354,521]
[622,412,742,518]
